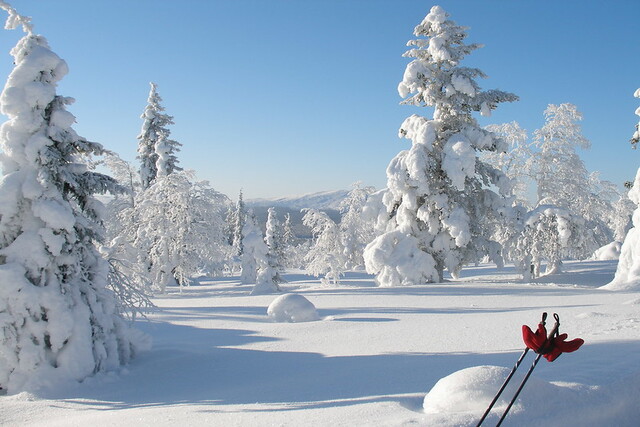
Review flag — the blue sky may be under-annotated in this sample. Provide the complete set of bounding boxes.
[0,0,638,200]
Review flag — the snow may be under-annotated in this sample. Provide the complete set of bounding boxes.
[592,241,621,261]
[605,167,640,290]
[267,293,320,323]
[1,260,638,426]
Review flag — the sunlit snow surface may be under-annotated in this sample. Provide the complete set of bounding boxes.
[2,260,639,426]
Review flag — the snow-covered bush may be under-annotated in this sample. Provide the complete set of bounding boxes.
[591,241,622,261]
[267,293,319,323]
[364,5,517,285]
[0,3,141,393]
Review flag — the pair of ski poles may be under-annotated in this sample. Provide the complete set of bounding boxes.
[476,313,560,426]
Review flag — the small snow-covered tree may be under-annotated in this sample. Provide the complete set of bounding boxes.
[364,6,517,285]
[137,82,181,189]
[264,208,286,284]
[303,209,347,285]
[250,209,281,295]
[0,3,140,392]
[240,210,263,284]
[339,183,376,269]
[230,190,246,258]
[282,212,303,269]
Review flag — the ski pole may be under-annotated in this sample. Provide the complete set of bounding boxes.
[475,347,529,427]
[496,314,560,426]
[476,312,548,427]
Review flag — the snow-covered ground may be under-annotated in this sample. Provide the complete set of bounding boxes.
[1,260,638,426]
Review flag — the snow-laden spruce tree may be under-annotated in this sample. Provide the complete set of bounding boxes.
[0,3,142,393]
[303,208,347,285]
[240,210,263,284]
[230,190,246,258]
[604,88,640,290]
[250,209,281,295]
[282,212,303,268]
[137,82,181,189]
[264,208,286,284]
[364,6,517,285]
[339,183,376,270]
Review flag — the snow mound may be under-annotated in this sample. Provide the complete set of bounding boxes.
[267,293,320,323]
[424,366,514,414]
[423,366,640,426]
[423,365,557,415]
[591,241,621,261]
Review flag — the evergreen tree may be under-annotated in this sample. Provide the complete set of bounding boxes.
[282,212,303,268]
[0,3,141,392]
[231,190,246,257]
[264,208,286,284]
[250,209,282,294]
[137,82,181,189]
[240,210,263,284]
[364,6,517,285]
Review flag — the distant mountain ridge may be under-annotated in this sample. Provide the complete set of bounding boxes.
[246,189,349,211]
[245,190,348,238]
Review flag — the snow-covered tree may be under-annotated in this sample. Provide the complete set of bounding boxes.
[303,209,347,285]
[250,209,282,295]
[240,211,263,284]
[632,88,640,149]
[282,212,303,269]
[483,122,532,207]
[137,82,181,189]
[611,190,635,242]
[532,103,612,255]
[0,3,141,393]
[604,89,640,290]
[339,183,376,269]
[134,171,231,291]
[364,6,517,285]
[230,190,246,258]
[264,208,286,284]
[507,205,588,278]
[533,104,590,208]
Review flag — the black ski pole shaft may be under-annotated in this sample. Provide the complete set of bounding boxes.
[475,347,529,427]
[495,352,542,427]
